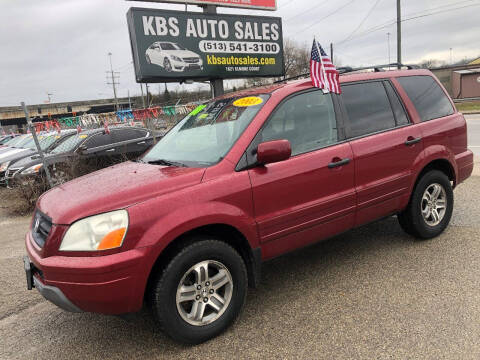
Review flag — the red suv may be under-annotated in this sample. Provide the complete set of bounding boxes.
[24,68,473,344]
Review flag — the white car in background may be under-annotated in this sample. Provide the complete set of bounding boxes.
[145,42,203,72]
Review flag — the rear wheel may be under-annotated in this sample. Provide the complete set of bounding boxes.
[148,238,247,344]
[398,170,453,239]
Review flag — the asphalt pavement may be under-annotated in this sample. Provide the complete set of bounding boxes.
[1,127,479,359]
[466,113,480,156]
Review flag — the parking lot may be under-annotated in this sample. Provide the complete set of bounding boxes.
[1,116,479,360]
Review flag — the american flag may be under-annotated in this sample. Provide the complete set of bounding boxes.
[310,40,341,94]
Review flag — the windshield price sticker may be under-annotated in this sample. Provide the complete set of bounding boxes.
[233,97,264,107]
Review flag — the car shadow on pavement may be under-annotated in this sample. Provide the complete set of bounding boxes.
[15,215,425,358]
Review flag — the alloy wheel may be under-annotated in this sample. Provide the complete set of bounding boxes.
[176,260,233,326]
[421,183,447,226]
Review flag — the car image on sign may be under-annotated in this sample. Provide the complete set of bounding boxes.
[145,41,203,72]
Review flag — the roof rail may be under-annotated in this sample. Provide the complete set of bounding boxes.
[338,63,419,74]
[273,63,420,84]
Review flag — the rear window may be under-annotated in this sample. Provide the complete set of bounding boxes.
[397,75,454,122]
[342,81,396,138]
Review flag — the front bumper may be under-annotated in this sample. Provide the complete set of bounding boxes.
[25,231,152,314]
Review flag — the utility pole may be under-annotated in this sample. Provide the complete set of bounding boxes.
[396,0,401,68]
[140,84,146,108]
[107,52,120,111]
[203,5,224,98]
[450,48,453,65]
[330,43,334,63]
[146,83,150,107]
[128,90,132,109]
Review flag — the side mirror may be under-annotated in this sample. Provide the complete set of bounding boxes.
[78,145,87,153]
[257,139,291,165]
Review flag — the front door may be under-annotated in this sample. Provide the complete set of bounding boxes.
[247,89,356,260]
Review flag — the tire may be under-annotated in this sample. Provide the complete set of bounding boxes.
[164,58,172,72]
[398,170,454,239]
[148,238,248,344]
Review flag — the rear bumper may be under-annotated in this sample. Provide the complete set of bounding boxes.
[25,231,152,314]
[456,149,474,184]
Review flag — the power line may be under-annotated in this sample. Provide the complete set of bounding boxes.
[296,0,356,35]
[283,0,329,23]
[339,0,383,44]
[336,1,480,46]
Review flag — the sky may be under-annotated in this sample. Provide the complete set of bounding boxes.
[0,0,479,106]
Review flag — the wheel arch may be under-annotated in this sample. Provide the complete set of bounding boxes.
[415,158,456,189]
[144,223,261,304]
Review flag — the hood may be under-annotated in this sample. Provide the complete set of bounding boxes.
[9,152,67,170]
[0,149,35,165]
[0,148,29,160]
[37,161,206,225]
[164,49,199,58]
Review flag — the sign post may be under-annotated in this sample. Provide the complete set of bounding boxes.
[21,102,54,189]
[203,4,224,97]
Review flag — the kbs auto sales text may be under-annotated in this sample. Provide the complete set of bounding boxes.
[142,16,280,41]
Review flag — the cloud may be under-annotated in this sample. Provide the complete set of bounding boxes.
[0,0,479,106]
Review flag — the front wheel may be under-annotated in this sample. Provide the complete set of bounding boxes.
[398,170,454,239]
[148,238,248,344]
[164,58,172,72]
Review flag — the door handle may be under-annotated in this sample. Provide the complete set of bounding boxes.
[328,158,350,169]
[106,148,115,152]
[137,141,146,145]
[405,137,421,146]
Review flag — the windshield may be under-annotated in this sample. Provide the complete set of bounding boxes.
[142,94,269,167]
[2,136,21,146]
[12,135,32,148]
[50,133,88,154]
[161,43,177,50]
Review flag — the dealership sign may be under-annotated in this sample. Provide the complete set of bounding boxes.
[129,0,277,11]
[127,8,284,82]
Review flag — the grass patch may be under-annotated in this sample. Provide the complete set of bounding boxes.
[455,101,480,113]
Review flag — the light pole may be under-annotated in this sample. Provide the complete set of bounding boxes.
[387,32,391,67]
[107,52,119,111]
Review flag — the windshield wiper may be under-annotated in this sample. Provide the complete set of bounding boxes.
[147,159,186,167]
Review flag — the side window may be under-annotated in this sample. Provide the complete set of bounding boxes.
[84,133,114,149]
[259,90,338,156]
[111,128,148,143]
[384,81,409,126]
[342,81,396,138]
[397,75,454,122]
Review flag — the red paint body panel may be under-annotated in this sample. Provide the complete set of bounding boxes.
[26,69,474,314]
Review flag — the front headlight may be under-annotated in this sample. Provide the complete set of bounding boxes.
[59,210,129,251]
[171,55,182,62]
[0,161,10,172]
[21,164,43,174]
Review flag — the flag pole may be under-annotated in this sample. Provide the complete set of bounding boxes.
[315,38,330,94]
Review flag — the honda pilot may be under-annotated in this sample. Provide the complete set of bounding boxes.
[24,68,474,344]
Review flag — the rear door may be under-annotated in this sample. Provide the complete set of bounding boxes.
[341,80,423,226]
[247,89,356,259]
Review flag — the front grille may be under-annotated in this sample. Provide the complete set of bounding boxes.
[187,64,201,70]
[183,57,199,63]
[31,210,52,248]
[5,168,20,179]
